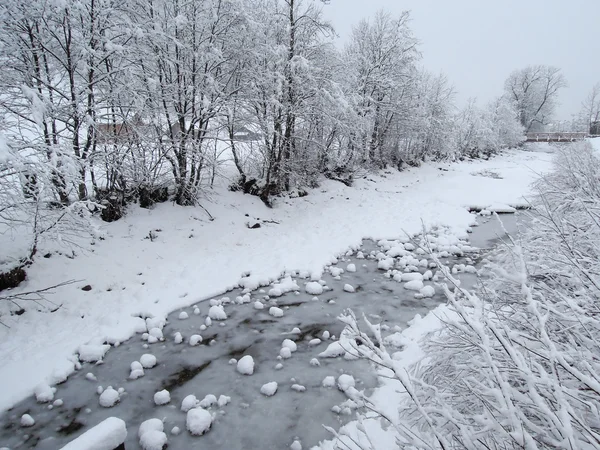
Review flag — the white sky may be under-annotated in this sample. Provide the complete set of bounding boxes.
[322,0,599,121]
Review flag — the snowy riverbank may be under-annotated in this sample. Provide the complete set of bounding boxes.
[0,146,552,412]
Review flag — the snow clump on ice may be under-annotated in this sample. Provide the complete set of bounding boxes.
[154,389,171,405]
[21,414,35,427]
[208,305,227,320]
[34,383,54,403]
[139,419,167,450]
[140,354,157,368]
[269,307,284,318]
[305,281,323,295]
[189,335,203,346]
[337,374,355,392]
[237,355,255,375]
[260,382,278,396]
[282,339,297,352]
[99,387,120,407]
[187,408,213,435]
[343,284,355,293]
[181,395,199,412]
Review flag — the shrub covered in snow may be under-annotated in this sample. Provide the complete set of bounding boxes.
[339,143,600,449]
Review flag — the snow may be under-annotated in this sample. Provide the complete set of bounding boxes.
[253,301,264,310]
[181,394,199,412]
[189,334,203,346]
[61,417,127,450]
[322,376,336,388]
[337,374,356,392]
[99,387,120,407]
[140,354,157,369]
[404,279,424,291]
[139,418,163,437]
[420,285,435,298]
[154,389,171,405]
[186,408,213,435]
[178,311,189,320]
[343,284,355,293]
[20,414,35,427]
[282,339,298,352]
[208,305,227,320]
[291,440,302,450]
[34,382,54,403]
[140,430,168,450]
[199,394,217,408]
[269,307,284,318]
[322,331,330,340]
[280,347,292,359]
[305,281,324,295]
[260,382,278,396]
[346,263,356,272]
[237,355,255,375]
[291,384,306,392]
[0,148,551,411]
[217,395,231,407]
[78,344,111,363]
[174,332,183,344]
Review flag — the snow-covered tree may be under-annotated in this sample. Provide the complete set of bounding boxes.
[504,65,567,132]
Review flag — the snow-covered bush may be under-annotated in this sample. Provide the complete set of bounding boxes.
[339,141,600,449]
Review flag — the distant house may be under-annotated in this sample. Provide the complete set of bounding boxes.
[591,121,600,136]
[95,115,150,145]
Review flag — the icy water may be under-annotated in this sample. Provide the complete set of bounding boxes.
[0,213,523,450]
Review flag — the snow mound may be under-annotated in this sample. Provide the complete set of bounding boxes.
[218,395,231,407]
[21,414,35,427]
[282,339,297,352]
[140,429,167,450]
[343,284,355,293]
[34,383,54,403]
[253,301,264,310]
[322,376,336,388]
[181,395,199,412]
[174,332,183,344]
[291,384,306,392]
[154,389,170,405]
[337,374,355,392]
[260,382,278,396]
[346,263,356,272]
[280,347,292,359]
[199,394,217,408]
[178,312,189,320]
[404,279,424,291]
[420,285,435,298]
[319,341,348,358]
[61,417,127,450]
[140,354,157,369]
[237,355,254,375]
[99,387,120,407]
[208,305,227,321]
[187,408,213,436]
[305,281,323,295]
[269,307,284,318]
[78,344,111,363]
[189,335,203,346]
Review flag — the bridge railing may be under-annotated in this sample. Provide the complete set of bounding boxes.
[525,132,589,142]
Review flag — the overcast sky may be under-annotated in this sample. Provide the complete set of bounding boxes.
[322,0,599,121]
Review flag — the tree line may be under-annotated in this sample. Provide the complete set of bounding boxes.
[0,0,570,222]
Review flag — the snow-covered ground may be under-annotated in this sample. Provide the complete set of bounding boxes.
[0,145,553,412]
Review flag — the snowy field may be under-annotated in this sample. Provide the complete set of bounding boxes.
[0,145,553,419]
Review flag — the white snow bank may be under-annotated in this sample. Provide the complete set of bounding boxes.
[0,148,552,411]
[61,417,127,450]
[78,344,111,363]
